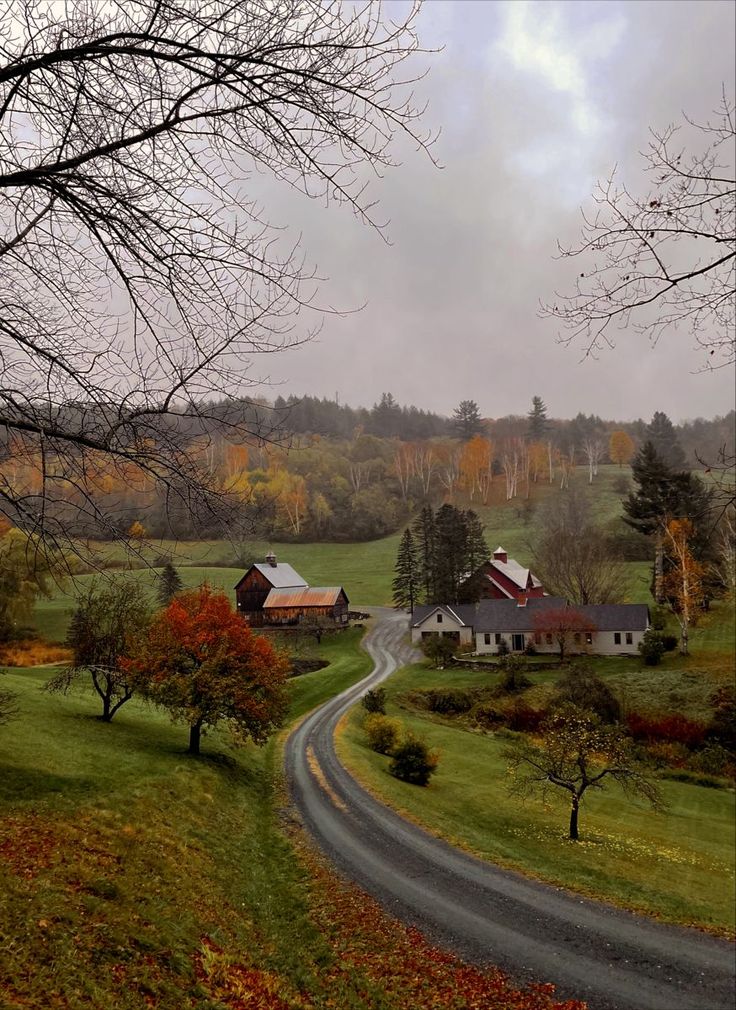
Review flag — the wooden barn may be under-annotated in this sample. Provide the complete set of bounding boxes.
[262,587,350,627]
[234,553,349,628]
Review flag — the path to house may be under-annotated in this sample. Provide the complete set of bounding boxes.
[284,607,736,1010]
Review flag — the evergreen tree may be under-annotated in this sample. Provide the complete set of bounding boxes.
[157,561,183,606]
[458,509,489,603]
[411,505,437,604]
[645,411,687,470]
[452,399,482,440]
[434,503,468,603]
[527,396,549,440]
[392,529,419,611]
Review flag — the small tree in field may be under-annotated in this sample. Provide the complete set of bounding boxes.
[46,578,151,721]
[126,585,288,755]
[157,562,184,607]
[421,635,456,669]
[532,607,597,663]
[609,430,635,468]
[504,707,662,840]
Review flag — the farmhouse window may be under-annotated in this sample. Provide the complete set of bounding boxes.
[573,633,581,644]
[437,613,443,623]
[625,632,633,645]
[614,632,621,645]
[494,633,502,645]
[585,632,593,645]
[545,633,552,644]
[484,633,491,645]
[534,633,542,645]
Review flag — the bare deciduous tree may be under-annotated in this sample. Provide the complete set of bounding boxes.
[545,95,735,367]
[531,488,626,605]
[0,0,432,563]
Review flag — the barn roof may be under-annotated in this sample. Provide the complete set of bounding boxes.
[263,586,347,608]
[234,562,308,590]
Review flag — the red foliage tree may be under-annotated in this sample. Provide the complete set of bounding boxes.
[532,607,597,663]
[126,585,288,754]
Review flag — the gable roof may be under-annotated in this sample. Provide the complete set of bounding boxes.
[577,604,650,632]
[263,587,347,608]
[490,556,534,590]
[234,562,308,591]
[474,597,568,633]
[411,603,477,628]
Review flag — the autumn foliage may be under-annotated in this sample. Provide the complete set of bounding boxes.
[126,585,288,754]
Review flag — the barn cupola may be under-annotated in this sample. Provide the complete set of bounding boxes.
[265,551,278,568]
[493,546,508,564]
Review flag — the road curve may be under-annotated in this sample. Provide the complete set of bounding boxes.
[284,607,735,1010]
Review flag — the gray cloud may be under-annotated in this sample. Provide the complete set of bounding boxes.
[257,0,736,422]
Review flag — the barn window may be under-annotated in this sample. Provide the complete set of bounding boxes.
[625,632,633,645]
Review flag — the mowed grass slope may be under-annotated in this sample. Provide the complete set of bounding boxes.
[0,628,584,1010]
[336,605,736,934]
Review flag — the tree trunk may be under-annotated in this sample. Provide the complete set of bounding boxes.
[569,794,580,840]
[188,720,202,755]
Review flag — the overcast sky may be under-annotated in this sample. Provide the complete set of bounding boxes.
[262,0,735,423]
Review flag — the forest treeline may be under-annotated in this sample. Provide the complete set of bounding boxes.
[1,393,733,544]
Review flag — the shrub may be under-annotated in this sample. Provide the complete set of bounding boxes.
[649,607,668,631]
[626,711,707,748]
[425,688,474,715]
[662,635,678,652]
[505,701,545,732]
[550,664,621,723]
[364,714,402,755]
[473,702,506,729]
[645,740,690,769]
[496,638,509,657]
[688,743,735,779]
[708,687,736,752]
[638,629,666,666]
[496,655,532,694]
[362,687,387,715]
[389,733,439,786]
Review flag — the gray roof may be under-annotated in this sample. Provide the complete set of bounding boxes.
[235,562,308,590]
[578,604,650,632]
[412,598,649,634]
[411,604,478,628]
[474,597,567,632]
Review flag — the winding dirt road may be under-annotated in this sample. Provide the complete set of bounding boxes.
[285,607,735,1010]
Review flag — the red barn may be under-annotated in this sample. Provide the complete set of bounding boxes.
[470,546,545,601]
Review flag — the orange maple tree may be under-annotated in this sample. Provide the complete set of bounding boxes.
[126,585,288,754]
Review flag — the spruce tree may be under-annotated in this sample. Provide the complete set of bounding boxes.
[157,561,183,606]
[527,396,549,440]
[412,505,437,604]
[392,529,418,611]
[434,503,468,603]
[458,509,489,603]
[452,399,482,440]
[645,412,687,470]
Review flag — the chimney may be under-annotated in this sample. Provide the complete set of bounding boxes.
[265,551,277,568]
[517,595,527,608]
[493,546,508,564]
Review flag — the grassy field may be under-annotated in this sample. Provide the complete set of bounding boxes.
[1,626,583,1010]
[336,605,736,934]
[32,464,655,642]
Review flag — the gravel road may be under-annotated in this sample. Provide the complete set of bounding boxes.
[284,607,736,1010]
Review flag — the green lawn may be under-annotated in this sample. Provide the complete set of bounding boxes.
[1,624,578,1010]
[336,617,736,934]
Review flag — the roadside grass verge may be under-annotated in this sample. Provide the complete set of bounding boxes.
[336,619,736,935]
[0,631,581,1010]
